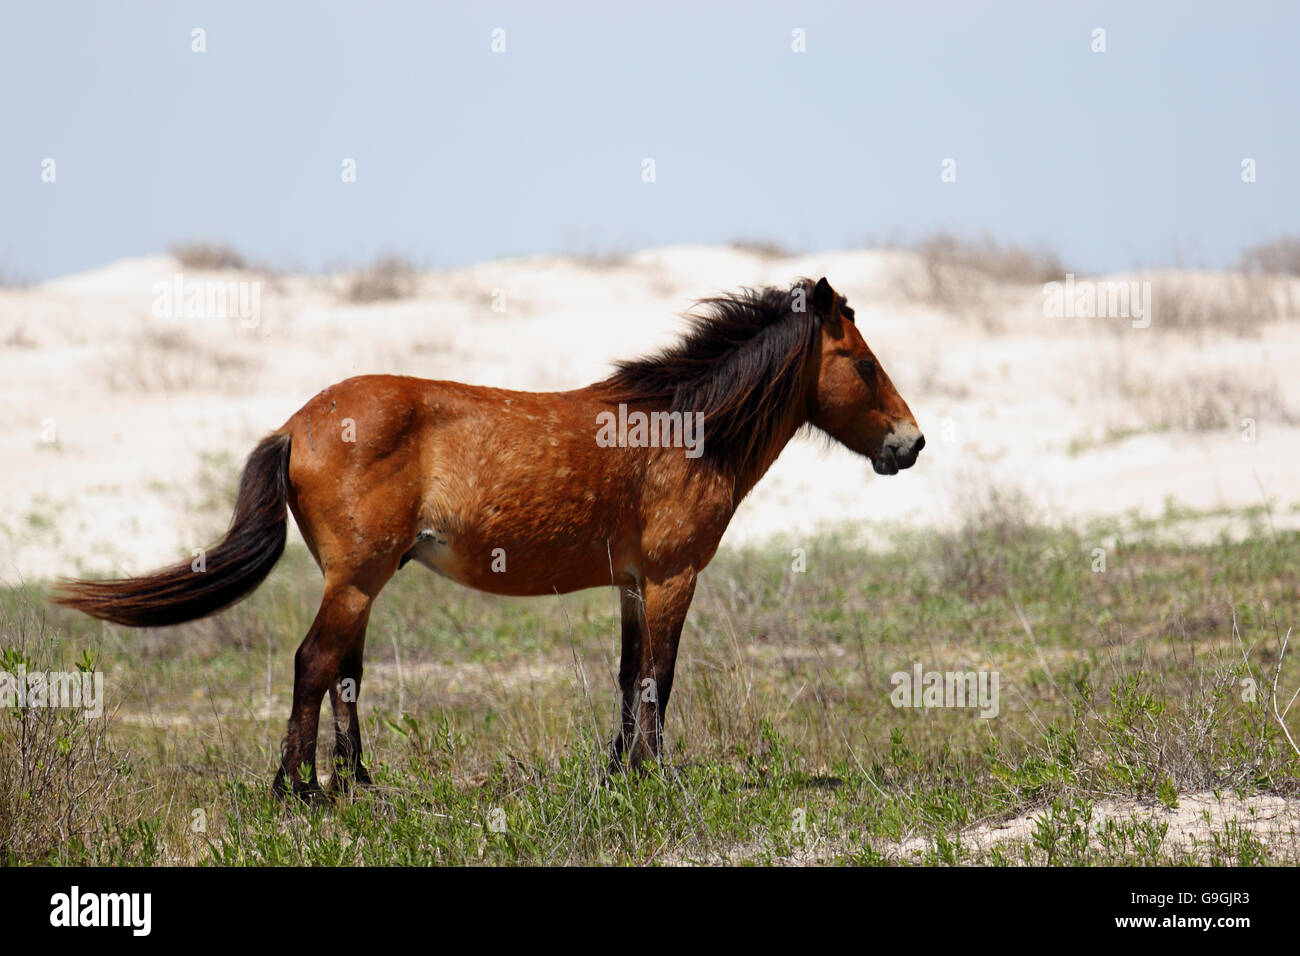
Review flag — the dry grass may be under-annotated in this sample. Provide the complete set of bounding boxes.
[0,267,33,289]
[910,233,1064,304]
[917,233,1065,286]
[895,233,1066,330]
[1149,274,1282,335]
[2,324,38,348]
[931,486,1046,599]
[1240,236,1300,277]
[99,328,262,393]
[1090,350,1296,434]
[344,255,420,303]
[169,242,248,272]
[890,233,1295,337]
[0,603,125,863]
[568,248,630,271]
[729,239,794,261]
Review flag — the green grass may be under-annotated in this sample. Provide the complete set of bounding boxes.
[2,506,1298,865]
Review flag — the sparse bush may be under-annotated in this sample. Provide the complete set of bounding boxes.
[170,242,247,271]
[100,328,262,393]
[1091,349,1295,433]
[931,486,1051,599]
[1240,236,1300,277]
[570,248,629,270]
[1149,274,1280,334]
[0,602,123,864]
[729,239,793,261]
[345,255,420,303]
[917,233,1065,286]
[896,232,1066,329]
[1141,371,1291,431]
[2,324,38,347]
[0,266,33,289]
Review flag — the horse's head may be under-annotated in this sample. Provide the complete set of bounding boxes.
[806,277,924,475]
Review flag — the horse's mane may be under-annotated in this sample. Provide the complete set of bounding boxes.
[598,280,823,474]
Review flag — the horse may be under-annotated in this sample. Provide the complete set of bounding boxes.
[53,276,924,800]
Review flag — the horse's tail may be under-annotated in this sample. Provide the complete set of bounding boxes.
[52,432,292,628]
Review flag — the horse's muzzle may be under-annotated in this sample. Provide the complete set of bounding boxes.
[874,428,925,475]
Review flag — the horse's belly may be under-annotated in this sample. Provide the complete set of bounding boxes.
[412,432,641,593]
[404,523,627,596]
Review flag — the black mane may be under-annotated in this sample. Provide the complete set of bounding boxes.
[599,280,823,475]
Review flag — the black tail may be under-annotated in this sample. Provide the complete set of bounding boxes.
[52,433,292,628]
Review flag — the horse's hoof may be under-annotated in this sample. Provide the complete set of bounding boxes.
[328,763,373,795]
[272,768,328,806]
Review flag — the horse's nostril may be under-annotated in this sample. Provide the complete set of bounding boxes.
[880,429,924,472]
[890,431,924,469]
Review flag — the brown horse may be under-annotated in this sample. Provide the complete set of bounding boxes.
[54,277,924,799]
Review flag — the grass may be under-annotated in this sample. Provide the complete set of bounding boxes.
[2,505,1298,866]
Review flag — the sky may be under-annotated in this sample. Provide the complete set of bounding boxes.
[1,1,1296,281]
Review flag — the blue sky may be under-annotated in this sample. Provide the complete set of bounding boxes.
[1,1,1295,280]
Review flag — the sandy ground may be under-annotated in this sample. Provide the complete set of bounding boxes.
[885,791,1300,863]
[3,245,1300,584]
[660,791,1300,865]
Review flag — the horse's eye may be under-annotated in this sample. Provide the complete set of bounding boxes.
[855,357,876,377]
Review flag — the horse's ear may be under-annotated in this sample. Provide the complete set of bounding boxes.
[813,277,834,317]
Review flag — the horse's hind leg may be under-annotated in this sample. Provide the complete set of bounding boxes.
[328,627,372,791]
[274,577,379,800]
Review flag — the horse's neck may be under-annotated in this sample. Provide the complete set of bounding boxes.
[729,409,807,504]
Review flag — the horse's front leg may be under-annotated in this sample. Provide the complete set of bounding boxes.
[612,568,698,769]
